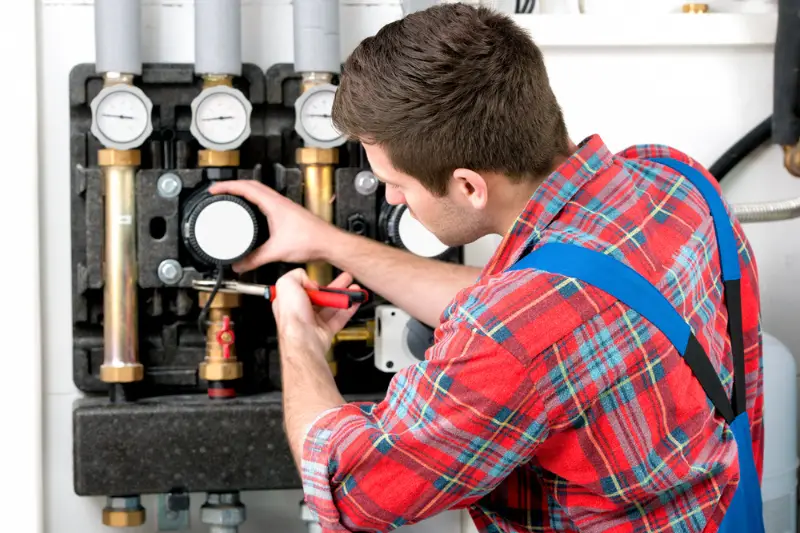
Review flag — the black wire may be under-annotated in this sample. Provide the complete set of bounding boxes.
[708,115,772,182]
[197,268,225,336]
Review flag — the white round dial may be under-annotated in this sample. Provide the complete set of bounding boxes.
[190,86,253,151]
[398,209,450,258]
[90,85,153,150]
[194,200,256,261]
[294,83,347,149]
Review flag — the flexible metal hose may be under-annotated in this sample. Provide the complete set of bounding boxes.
[733,198,800,224]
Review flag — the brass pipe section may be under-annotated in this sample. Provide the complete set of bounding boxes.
[198,291,243,388]
[100,148,144,384]
[334,320,375,346]
[198,74,240,169]
[298,147,337,285]
[296,146,338,373]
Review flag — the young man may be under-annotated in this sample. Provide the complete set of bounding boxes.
[210,4,764,532]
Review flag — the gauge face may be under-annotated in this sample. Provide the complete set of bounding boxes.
[294,84,347,148]
[397,208,450,258]
[93,89,150,146]
[300,89,340,142]
[195,92,249,145]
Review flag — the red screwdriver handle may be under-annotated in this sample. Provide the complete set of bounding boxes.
[307,289,352,309]
[266,285,368,309]
[310,287,369,308]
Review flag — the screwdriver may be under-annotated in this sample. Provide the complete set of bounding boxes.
[192,279,368,309]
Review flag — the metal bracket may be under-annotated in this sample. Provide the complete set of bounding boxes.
[157,492,191,531]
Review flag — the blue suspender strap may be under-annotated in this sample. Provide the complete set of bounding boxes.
[508,242,735,424]
[648,158,747,417]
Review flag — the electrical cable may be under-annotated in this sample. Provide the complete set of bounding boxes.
[197,268,225,335]
[708,115,773,182]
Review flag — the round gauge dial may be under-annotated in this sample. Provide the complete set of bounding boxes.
[190,85,253,151]
[294,83,347,149]
[90,85,153,150]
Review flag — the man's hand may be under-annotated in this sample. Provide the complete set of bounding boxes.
[208,180,340,273]
[272,268,362,357]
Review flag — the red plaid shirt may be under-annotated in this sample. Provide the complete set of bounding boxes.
[301,135,764,532]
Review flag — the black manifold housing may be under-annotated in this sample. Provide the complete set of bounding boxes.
[70,62,463,496]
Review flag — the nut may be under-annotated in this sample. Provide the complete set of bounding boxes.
[681,3,708,12]
[200,360,243,381]
[158,259,183,285]
[100,364,144,383]
[296,147,338,166]
[200,497,246,527]
[98,149,141,167]
[198,291,241,309]
[198,150,240,167]
[102,509,145,527]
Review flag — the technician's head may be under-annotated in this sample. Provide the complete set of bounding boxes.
[332,3,571,246]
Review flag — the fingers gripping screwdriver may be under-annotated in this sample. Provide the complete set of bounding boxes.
[192,280,368,309]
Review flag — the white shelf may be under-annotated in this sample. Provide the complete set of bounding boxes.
[510,13,778,47]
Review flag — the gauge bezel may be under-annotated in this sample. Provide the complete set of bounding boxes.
[89,84,154,150]
[189,85,254,152]
[293,83,348,149]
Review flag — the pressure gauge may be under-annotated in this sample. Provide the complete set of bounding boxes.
[181,187,267,267]
[190,85,253,151]
[89,84,154,150]
[378,202,452,258]
[294,83,347,149]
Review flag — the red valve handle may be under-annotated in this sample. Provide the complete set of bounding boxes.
[216,315,235,359]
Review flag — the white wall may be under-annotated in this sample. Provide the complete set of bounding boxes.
[22,0,796,531]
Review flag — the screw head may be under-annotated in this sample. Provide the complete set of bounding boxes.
[354,171,379,196]
[157,173,183,198]
[158,259,183,285]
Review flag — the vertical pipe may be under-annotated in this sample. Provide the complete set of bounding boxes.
[293,0,341,75]
[303,164,335,284]
[195,0,242,77]
[94,0,142,75]
[99,150,144,385]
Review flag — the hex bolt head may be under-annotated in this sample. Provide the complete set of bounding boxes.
[354,171,379,196]
[157,173,183,198]
[158,259,183,285]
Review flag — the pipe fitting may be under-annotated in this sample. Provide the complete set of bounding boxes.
[296,147,339,166]
[198,150,241,168]
[201,493,246,533]
[102,496,146,527]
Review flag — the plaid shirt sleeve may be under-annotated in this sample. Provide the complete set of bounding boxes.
[300,298,549,532]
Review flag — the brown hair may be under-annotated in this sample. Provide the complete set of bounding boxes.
[331,3,570,196]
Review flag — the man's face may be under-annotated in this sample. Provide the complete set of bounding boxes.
[362,143,490,248]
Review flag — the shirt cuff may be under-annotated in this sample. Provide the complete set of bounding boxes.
[299,403,354,532]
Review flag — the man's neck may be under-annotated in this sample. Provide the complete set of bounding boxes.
[494,145,579,234]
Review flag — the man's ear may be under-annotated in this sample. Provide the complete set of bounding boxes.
[451,168,488,210]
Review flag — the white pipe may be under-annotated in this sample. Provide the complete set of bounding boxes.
[94,0,141,75]
[195,0,242,76]
[294,0,341,74]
